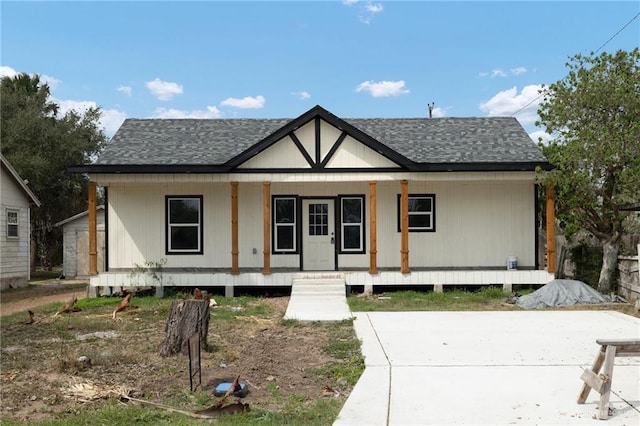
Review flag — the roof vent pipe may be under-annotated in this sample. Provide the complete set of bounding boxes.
[428,102,434,118]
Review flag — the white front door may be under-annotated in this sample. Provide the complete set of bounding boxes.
[302,199,335,270]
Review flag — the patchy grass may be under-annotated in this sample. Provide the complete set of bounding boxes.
[1,294,359,425]
[347,287,510,312]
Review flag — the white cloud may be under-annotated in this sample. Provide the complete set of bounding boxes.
[479,84,543,124]
[292,91,311,100]
[145,78,183,101]
[100,109,129,136]
[0,65,18,78]
[529,129,553,145]
[40,74,61,90]
[343,0,382,24]
[220,95,265,109]
[152,106,223,119]
[356,80,409,97]
[480,67,528,78]
[0,66,61,90]
[430,106,447,118]
[117,85,132,97]
[54,98,127,136]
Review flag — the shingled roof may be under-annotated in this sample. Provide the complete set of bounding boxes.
[80,105,549,173]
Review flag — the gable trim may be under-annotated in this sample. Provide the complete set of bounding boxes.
[320,131,348,169]
[289,132,315,168]
[225,105,412,171]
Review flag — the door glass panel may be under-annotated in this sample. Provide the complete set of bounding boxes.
[308,203,328,236]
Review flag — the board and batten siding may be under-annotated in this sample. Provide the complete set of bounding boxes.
[107,183,231,269]
[101,175,536,271]
[0,167,32,288]
[375,180,535,268]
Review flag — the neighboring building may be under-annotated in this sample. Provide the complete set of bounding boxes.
[1,154,41,289]
[71,105,556,296]
[55,206,105,279]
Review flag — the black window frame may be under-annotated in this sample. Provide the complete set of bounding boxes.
[165,195,203,255]
[272,195,299,254]
[338,195,366,254]
[397,193,436,232]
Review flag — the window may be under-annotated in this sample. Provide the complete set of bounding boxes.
[308,203,328,236]
[273,196,297,253]
[340,196,365,253]
[166,196,203,254]
[397,194,436,232]
[7,209,18,238]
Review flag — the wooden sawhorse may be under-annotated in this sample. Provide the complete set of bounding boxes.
[577,338,640,420]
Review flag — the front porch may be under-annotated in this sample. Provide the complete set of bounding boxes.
[88,269,555,297]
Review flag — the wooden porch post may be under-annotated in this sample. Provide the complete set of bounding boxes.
[263,182,271,275]
[546,183,556,273]
[400,180,409,274]
[231,182,239,275]
[88,181,97,275]
[369,181,378,274]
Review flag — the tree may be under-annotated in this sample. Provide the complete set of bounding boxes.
[537,48,640,293]
[0,73,107,269]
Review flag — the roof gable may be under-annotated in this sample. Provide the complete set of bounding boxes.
[1,154,41,206]
[235,108,404,170]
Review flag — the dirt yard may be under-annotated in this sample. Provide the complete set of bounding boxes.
[0,284,358,424]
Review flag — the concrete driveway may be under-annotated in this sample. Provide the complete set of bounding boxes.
[334,311,640,425]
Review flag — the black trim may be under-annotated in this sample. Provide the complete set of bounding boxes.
[534,183,539,270]
[397,193,437,233]
[288,132,315,168]
[72,161,550,174]
[223,105,412,170]
[69,164,232,174]
[165,195,204,255]
[300,196,338,271]
[337,195,366,254]
[320,131,348,169]
[104,187,109,272]
[271,195,300,255]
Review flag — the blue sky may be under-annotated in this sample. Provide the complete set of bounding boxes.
[2,1,639,141]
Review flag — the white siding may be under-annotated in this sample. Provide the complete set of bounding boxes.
[0,167,32,288]
[320,120,342,161]
[325,135,400,168]
[294,120,316,160]
[108,183,231,269]
[238,136,311,169]
[375,180,536,268]
[102,177,537,271]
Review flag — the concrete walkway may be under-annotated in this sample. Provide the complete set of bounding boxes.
[283,278,352,321]
[335,311,640,425]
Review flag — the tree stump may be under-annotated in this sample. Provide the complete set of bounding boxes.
[159,299,210,357]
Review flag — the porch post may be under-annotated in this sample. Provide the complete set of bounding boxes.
[231,182,239,275]
[263,182,271,275]
[400,180,409,274]
[545,183,556,273]
[369,181,378,274]
[88,181,98,275]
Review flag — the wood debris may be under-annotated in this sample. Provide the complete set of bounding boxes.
[112,292,131,319]
[54,296,78,317]
[24,310,35,325]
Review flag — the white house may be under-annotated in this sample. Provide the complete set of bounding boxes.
[71,105,556,296]
[1,154,41,289]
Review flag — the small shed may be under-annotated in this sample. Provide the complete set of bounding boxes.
[55,206,105,278]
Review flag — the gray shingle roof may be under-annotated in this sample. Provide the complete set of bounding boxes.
[94,108,547,168]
